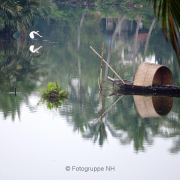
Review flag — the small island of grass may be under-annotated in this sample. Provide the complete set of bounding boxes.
[38,82,68,109]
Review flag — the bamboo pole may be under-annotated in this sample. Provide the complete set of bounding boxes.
[90,46,125,84]
[100,42,104,90]
[113,61,117,89]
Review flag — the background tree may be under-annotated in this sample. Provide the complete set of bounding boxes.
[0,0,51,39]
[150,0,180,63]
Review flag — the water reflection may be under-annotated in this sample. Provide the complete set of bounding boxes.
[105,114,154,151]
[134,96,173,118]
[0,40,49,119]
[0,6,180,154]
[95,93,180,152]
[83,121,107,147]
[29,45,42,53]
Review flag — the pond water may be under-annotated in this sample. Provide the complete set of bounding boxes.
[0,5,180,180]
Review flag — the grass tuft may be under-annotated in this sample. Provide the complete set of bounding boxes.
[38,82,68,109]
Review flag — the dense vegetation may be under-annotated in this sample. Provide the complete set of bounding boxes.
[1,0,179,62]
[0,0,50,38]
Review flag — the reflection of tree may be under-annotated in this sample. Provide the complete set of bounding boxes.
[0,40,49,119]
[78,12,86,51]
[104,14,126,80]
[1,3,180,154]
[158,116,180,154]
[61,78,100,132]
[101,94,180,153]
[143,18,156,61]
[170,137,180,154]
[105,109,157,151]
[49,10,180,152]
[46,11,108,144]
[133,16,142,78]
[83,122,107,146]
[27,6,180,152]
[0,93,21,120]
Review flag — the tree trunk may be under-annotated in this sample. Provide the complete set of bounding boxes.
[143,18,156,61]
[133,16,142,79]
[104,14,126,81]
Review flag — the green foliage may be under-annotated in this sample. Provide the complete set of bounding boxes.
[38,82,68,109]
[149,0,180,63]
[0,0,51,35]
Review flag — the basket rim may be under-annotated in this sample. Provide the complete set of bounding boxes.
[134,62,173,86]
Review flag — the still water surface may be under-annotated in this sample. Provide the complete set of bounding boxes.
[0,7,180,180]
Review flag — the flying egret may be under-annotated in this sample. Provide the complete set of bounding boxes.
[29,45,42,53]
[29,31,42,39]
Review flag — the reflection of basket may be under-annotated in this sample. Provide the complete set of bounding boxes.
[134,62,173,86]
[133,96,173,118]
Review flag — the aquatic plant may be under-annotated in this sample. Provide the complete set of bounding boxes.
[38,82,68,109]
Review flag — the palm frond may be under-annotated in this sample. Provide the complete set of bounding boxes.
[0,0,51,35]
[150,0,180,63]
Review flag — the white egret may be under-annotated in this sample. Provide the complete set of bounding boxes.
[29,31,42,39]
[29,45,42,53]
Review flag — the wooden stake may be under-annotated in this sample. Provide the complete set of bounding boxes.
[90,46,125,84]
[15,88,16,96]
[100,43,104,90]
[113,61,117,89]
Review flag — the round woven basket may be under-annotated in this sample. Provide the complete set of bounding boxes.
[133,62,173,86]
[133,96,173,118]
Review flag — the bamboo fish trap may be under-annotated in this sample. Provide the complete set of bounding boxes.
[133,62,173,86]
